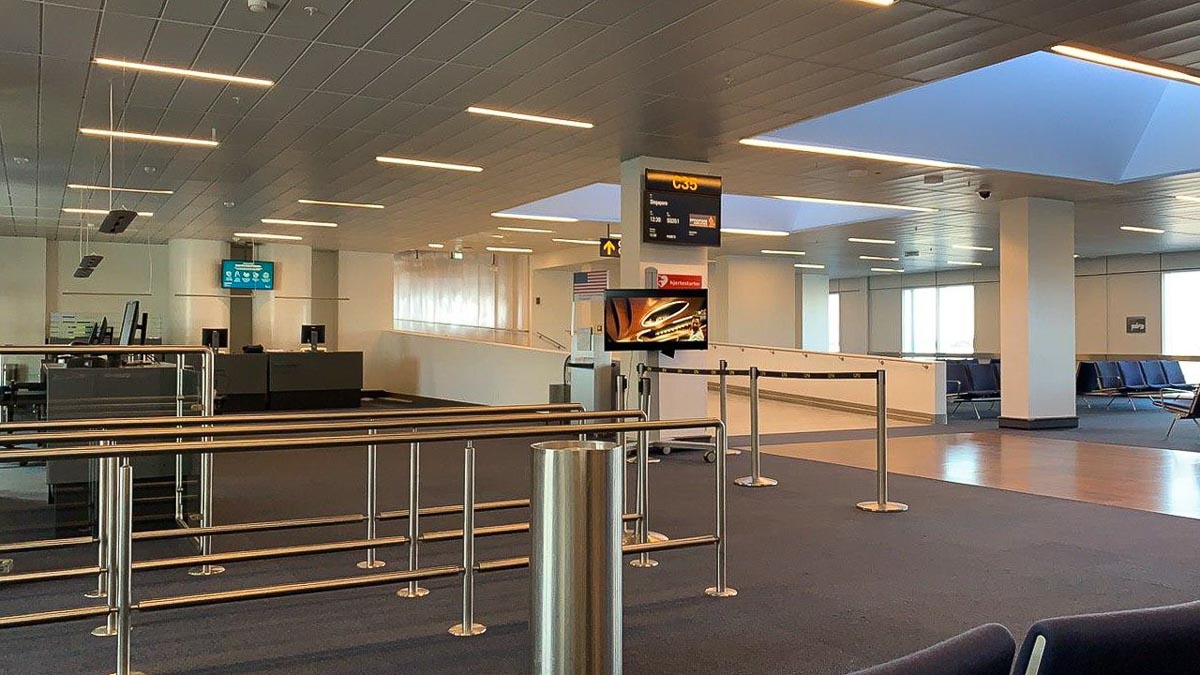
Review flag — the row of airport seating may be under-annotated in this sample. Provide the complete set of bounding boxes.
[1076,360,1195,410]
[945,360,1001,419]
[850,599,1200,675]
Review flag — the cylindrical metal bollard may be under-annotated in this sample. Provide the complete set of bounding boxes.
[531,440,623,675]
[857,370,908,513]
[357,428,385,569]
[735,367,778,487]
[397,440,430,599]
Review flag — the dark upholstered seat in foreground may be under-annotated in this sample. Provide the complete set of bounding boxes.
[848,624,1015,675]
[1011,600,1200,675]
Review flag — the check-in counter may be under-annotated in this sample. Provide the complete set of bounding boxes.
[267,351,362,410]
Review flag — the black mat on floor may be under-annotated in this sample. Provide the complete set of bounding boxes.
[2,442,1200,674]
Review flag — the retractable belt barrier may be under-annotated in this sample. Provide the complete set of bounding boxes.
[0,414,735,675]
[638,361,908,513]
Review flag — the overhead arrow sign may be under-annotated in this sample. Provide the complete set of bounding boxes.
[599,237,621,258]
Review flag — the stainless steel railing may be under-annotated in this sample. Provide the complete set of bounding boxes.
[0,416,735,675]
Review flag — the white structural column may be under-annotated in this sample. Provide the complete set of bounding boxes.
[619,156,711,431]
[338,251,396,389]
[796,273,830,351]
[167,239,230,344]
[998,197,1078,429]
[252,243,313,350]
[709,256,797,348]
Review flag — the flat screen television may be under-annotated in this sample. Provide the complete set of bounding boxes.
[221,260,275,290]
[603,288,708,352]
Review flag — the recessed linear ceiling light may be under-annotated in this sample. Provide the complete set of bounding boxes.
[953,244,994,252]
[853,0,897,5]
[94,57,274,87]
[761,249,806,256]
[297,199,384,209]
[859,255,900,262]
[466,106,593,129]
[739,138,977,170]
[947,260,984,266]
[723,227,790,237]
[1121,225,1166,234]
[1174,195,1200,204]
[772,195,936,213]
[794,263,826,270]
[871,267,904,273]
[491,212,579,223]
[68,183,174,195]
[552,238,601,245]
[848,237,896,245]
[63,207,153,217]
[234,232,302,241]
[427,243,446,249]
[376,156,482,172]
[80,128,218,147]
[260,218,337,228]
[1050,45,1200,87]
[498,226,555,234]
[486,246,533,254]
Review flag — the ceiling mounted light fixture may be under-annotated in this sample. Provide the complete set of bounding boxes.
[947,260,984,266]
[1174,195,1200,203]
[853,0,897,5]
[486,246,533,253]
[739,138,977,169]
[467,106,593,129]
[68,183,174,195]
[1050,44,1200,87]
[260,218,337,228]
[723,227,790,237]
[297,199,384,209]
[63,207,153,217]
[848,237,896,245]
[552,238,601,245]
[93,57,274,87]
[234,232,303,241]
[772,195,936,213]
[1121,225,1166,234]
[952,244,994,252]
[498,226,555,234]
[491,212,579,223]
[871,267,904,273]
[761,249,806,256]
[859,255,900,261]
[427,243,446,249]
[80,128,218,147]
[794,263,826,269]
[376,156,482,172]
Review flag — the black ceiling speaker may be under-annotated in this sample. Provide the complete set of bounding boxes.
[73,266,95,278]
[99,209,137,234]
[80,254,104,269]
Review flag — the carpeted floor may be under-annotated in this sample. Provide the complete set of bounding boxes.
[3,436,1200,674]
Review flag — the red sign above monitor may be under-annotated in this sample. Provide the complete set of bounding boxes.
[656,273,703,290]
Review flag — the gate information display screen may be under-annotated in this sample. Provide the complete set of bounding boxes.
[221,260,275,290]
[642,170,722,247]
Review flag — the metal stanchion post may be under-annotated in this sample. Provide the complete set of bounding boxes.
[735,366,778,488]
[618,374,636,546]
[397,440,429,598]
[718,359,741,456]
[630,376,659,568]
[449,441,485,637]
[357,428,385,569]
[91,450,117,636]
[188,450,224,576]
[86,451,110,601]
[706,422,737,598]
[857,370,908,513]
[174,357,184,523]
[112,460,143,675]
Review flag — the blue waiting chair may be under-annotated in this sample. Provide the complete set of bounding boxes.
[954,363,1001,419]
[1154,389,1200,438]
[848,623,1015,675]
[1160,360,1196,391]
[946,361,971,417]
[1012,600,1200,675]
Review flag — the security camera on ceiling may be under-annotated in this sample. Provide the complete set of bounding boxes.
[248,0,270,12]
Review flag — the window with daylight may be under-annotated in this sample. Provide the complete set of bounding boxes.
[902,285,974,355]
[828,293,841,352]
[1164,270,1200,356]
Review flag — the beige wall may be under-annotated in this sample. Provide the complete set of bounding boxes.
[711,256,797,349]
[337,251,395,389]
[53,240,169,334]
[0,237,48,378]
[311,249,340,349]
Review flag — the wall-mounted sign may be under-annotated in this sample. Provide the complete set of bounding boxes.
[655,273,703,290]
[221,259,275,290]
[1126,316,1147,334]
[599,237,621,258]
[642,169,721,247]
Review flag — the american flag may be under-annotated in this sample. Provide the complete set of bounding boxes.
[573,271,609,299]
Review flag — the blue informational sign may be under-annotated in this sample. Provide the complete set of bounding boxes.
[221,260,275,290]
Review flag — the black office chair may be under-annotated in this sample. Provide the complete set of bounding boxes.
[848,624,1015,675]
[1011,601,1200,675]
